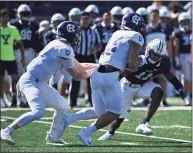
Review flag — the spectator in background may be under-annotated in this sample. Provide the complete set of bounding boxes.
[147,0,164,13]
[172,12,192,103]
[168,1,184,28]
[145,8,172,106]
[94,12,118,60]
[0,9,25,107]
[69,12,98,108]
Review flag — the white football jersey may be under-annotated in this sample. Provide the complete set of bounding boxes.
[27,40,75,82]
[99,30,144,71]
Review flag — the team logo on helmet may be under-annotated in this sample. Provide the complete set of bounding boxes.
[132,15,141,25]
[67,24,76,32]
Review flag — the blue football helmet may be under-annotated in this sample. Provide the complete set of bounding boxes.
[121,13,146,36]
[56,21,80,47]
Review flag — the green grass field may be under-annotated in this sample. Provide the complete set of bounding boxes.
[0,97,192,152]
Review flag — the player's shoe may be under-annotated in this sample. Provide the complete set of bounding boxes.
[136,123,154,135]
[77,128,92,146]
[45,134,66,146]
[0,129,16,145]
[98,131,114,141]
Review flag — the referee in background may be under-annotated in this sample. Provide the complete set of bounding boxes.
[69,12,101,108]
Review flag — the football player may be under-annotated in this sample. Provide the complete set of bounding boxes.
[76,13,145,146]
[0,21,98,146]
[136,7,148,24]
[173,12,192,102]
[110,6,123,28]
[68,8,82,25]
[62,39,189,141]
[9,4,40,71]
[94,12,118,59]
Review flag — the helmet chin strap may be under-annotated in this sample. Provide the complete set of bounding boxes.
[147,57,156,64]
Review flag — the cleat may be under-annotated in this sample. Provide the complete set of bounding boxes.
[98,131,113,140]
[0,129,16,145]
[77,128,92,146]
[45,134,67,146]
[136,123,154,135]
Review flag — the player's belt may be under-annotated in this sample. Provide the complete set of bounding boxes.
[129,83,143,88]
[98,65,120,73]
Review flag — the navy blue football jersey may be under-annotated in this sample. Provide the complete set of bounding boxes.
[172,29,191,54]
[127,55,172,85]
[45,29,57,45]
[9,19,39,50]
[145,24,170,45]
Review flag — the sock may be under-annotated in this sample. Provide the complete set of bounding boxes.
[84,125,97,137]
[187,92,191,101]
[68,108,97,125]
[5,127,14,134]
[141,117,150,124]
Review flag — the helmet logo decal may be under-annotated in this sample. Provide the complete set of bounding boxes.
[132,15,141,25]
[67,24,75,32]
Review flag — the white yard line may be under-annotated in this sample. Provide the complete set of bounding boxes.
[0,106,192,112]
[151,125,192,129]
[1,116,192,144]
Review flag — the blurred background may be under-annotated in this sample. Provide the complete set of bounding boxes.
[0,1,192,109]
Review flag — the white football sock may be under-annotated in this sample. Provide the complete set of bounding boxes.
[84,125,97,137]
[68,108,97,125]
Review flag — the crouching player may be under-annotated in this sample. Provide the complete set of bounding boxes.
[99,39,189,140]
[0,21,98,146]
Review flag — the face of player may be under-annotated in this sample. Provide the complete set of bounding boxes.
[103,13,112,26]
[150,12,160,27]
[148,50,163,63]
[80,16,90,28]
[180,20,191,32]
[0,14,9,26]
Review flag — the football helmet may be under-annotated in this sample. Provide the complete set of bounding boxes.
[122,7,134,15]
[145,39,167,63]
[17,4,31,22]
[136,7,148,24]
[178,12,191,32]
[110,6,123,27]
[51,13,65,30]
[68,8,82,24]
[121,12,146,36]
[56,21,80,47]
[85,4,99,14]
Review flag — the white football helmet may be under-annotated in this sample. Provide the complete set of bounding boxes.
[51,13,65,30]
[136,7,148,16]
[85,4,99,14]
[145,39,167,63]
[178,12,191,31]
[122,7,134,15]
[110,6,123,27]
[17,4,31,21]
[68,8,82,24]
[159,7,170,18]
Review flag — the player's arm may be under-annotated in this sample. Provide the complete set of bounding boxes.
[67,59,98,81]
[172,32,180,69]
[164,70,186,101]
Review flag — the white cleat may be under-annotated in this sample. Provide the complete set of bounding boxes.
[0,129,16,145]
[77,128,92,146]
[45,134,67,146]
[136,123,154,135]
[98,131,114,141]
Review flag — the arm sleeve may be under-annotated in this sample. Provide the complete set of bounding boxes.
[13,27,21,41]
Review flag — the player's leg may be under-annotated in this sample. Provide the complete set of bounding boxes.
[180,54,192,104]
[98,77,137,140]
[24,48,36,68]
[1,73,45,145]
[42,84,69,145]
[135,82,163,135]
[0,60,6,107]
[77,71,122,146]
[3,71,12,106]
